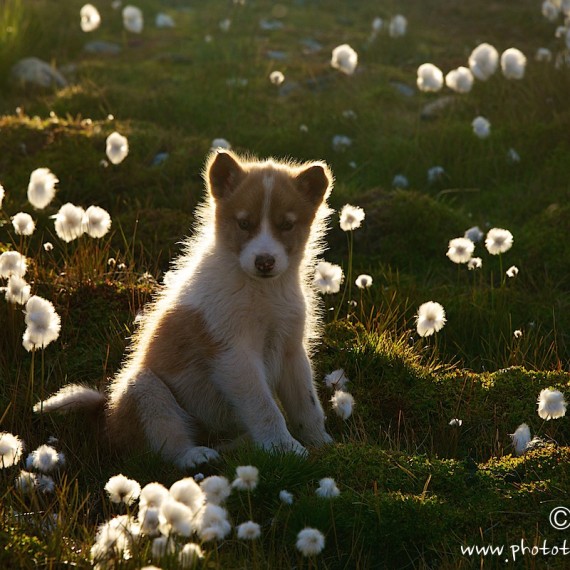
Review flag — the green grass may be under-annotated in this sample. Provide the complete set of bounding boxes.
[1,0,570,568]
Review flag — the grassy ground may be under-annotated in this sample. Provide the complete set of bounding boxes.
[1,0,569,568]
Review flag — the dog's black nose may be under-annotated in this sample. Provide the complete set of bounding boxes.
[255,254,275,274]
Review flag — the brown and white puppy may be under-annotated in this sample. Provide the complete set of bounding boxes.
[36,150,334,469]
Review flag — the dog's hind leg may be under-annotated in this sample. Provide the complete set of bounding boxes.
[107,368,219,470]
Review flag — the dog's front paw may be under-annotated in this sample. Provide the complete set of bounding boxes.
[176,446,220,469]
[297,427,334,447]
[260,437,308,457]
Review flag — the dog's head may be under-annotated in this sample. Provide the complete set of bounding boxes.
[205,150,332,280]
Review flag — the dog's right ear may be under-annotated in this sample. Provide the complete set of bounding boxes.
[207,151,245,200]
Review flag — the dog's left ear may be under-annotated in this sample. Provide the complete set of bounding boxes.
[295,162,333,206]
[207,150,245,200]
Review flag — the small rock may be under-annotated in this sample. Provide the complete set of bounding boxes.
[11,57,68,89]
[420,96,456,120]
[84,41,122,55]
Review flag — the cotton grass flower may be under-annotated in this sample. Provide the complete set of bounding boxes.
[464,226,484,243]
[27,168,58,209]
[296,527,325,557]
[472,116,491,139]
[198,504,232,541]
[332,134,352,152]
[485,228,513,255]
[106,131,129,165]
[510,423,531,455]
[12,212,35,236]
[211,138,231,150]
[37,474,55,494]
[279,490,294,505]
[514,329,523,339]
[416,301,446,337]
[140,482,169,510]
[330,390,354,420]
[469,43,499,81]
[26,444,62,473]
[237,521,261,540]
[0,251,27,278]
[90,515,139,564]
[316,477,340,498]
[446,237,474,264]
[542,0,561,21]
[501,48,527,79]
[232,465,258,491]
[314,261,344,294]
[155,13,175,28]
[331,44,358,75]
[0,184,4,209]
[80,4,101,32]
[53,203,86,242]
[448,418,463,427]
[138,506,160,536]
[535,47,553,62]
[152,535,175,559]
[15,470,38,493]
[0,432,23,468]
[537,388,567,420]
[389,15,407,37]
[170,477,205,512]
[427,166,445,183]
[324,369,349,390]
[355,274,373,289]
[84,206,112,238]
[219,18,231,32]
[507,148,521,163]
[416,63,443,92]
[467,257,482,270]
[339,204,365,231]
[123,5,143,33]
[105,474,141,505]
[392,174,409,188]
[269,70,285,85]
[179,543,205,568]
[445,66,474,94]
[23,295,61,351]
[506,265,519,278]
[159,496,196,536]
[200,475,231,505]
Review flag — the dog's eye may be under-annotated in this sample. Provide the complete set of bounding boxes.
[237,219,250,231]
[279,220,294,231]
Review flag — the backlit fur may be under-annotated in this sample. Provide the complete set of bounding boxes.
[46,150,335,469]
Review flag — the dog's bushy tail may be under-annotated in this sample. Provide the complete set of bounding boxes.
[33,384,106,414]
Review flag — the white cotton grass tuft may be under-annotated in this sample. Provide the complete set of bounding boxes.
[53,203,86,242]
[211,138,231,150]
[200,475,231,505]
[542,0,560,21]
[155,13,175,28]
[138,505,160,536]
[510,423,531,455]
[537,388,567,420]
[197,504,232,541]
[464,226,484,243]
[11,212,35,236]
[269,70,285,85]
[506,265,519,278]
[339,204,365,231]
[279,490,294,504]
[330,390,354,420]
[105,474,141,505]
[152,536,175,559]
[331,44,358,75]
[468,257,482,270]
[84,206,112,238]
[219,18,231,32]
[169,477,205,512]
[445,66,474,94]
[0,251,27,278]
[392,174,409,188]
[27,168,58,210]
[501,48,527,79]
[448,418,463,427]
[507,148,521,164]
[371,17,383,32]
[472,116,491,139]
[332,134,352,152]
[158,496,195,537]
[416,63,443,92]
[179,543,205,568]
[485,228,513,255]
[0,184,4,209]
[232,465,259,491]
[427,166,445,183]
[123,5,144,33]
[416,301,446,337]
[355,274,373,289]
[80,4,101,32]
[15,470,38,494]
[0,432,24,468]
[90,515,139,564]
[468,43,499,81]
[314,261,344,294]
[535,47,553,62]
[316,477,340,498]
[446,237,475,264]
[106,131,129,165]
[236,521,261,540]
[23,295,61,351]
[296,527,325,557]
[324,369,349,390]
[26,444,62,473]
[514,329,523,339]
[389,15,407,37]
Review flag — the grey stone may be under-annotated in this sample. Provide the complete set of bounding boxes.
[84,41,122,55]
[11,57,67,88]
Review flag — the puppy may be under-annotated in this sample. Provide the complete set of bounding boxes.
[36,150,334,468]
